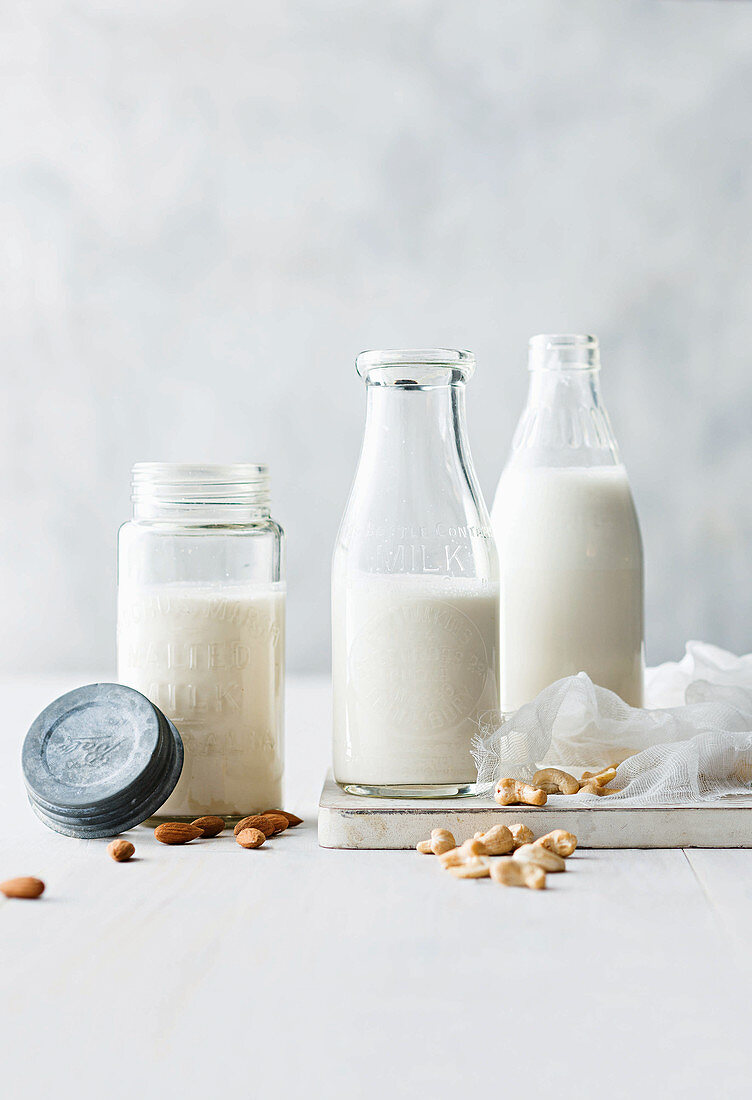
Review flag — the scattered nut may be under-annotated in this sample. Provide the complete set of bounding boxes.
[494,778,547,807]
[490,860,546,890]
[471,824,515,856]
[416,828,456,855]
[438,847,465,869]
[533,768,580,796]
[191,816,225,838]
[154,822,203,845]
[263,813,289,834]
[263,809,303,828]
[579,779,608,796]
[0,876,45,899]
[581,767,617,788]
[107,839,135,862]
[537,829,578,857]
[508,823,535,849]
[513,843,566,873]
[236,828,266,849]
[456,837,486,859]
[234,814,279,838]
[431,820,578,890]
[446,857,490,879]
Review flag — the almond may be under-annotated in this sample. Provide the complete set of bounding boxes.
[233,814,278,838]
[190,816,225,838]
[262,813,289,834]
[1,876,45,899]
[107,839,135,862]
[263,809,303,828]
[154,822,203,845]
[236,827,266,849]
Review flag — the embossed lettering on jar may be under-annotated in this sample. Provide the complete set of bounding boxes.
[332,350,500,797]
[117,464,285,820]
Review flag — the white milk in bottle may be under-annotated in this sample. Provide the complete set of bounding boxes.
[332,350,500,796]
[332,573,499,788]
[491,335,644,712]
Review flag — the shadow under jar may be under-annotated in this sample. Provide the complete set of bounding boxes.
[117,463,285,822]
[332,350,500,798]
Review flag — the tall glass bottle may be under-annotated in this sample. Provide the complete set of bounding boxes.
[491,334,644,712]
[332,349,499,797]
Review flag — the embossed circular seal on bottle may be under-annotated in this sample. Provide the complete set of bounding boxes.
[22,683,184,838]
[349,596,490,733]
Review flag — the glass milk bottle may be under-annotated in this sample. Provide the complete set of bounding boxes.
[117,463,285,820]
[333,349,500,797]
[491,334,644,712]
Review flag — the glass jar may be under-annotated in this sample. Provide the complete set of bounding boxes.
[491,334,644,712]
[117,463,285,821]
[332,349,500,798]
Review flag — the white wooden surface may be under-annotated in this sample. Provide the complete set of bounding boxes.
[319,775,752,848]
[2,675,752,1100]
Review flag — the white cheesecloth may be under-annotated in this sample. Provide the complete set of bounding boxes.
[472,642,752,803]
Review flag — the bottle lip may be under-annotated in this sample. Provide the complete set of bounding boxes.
[131,463,270,519]
[528,334,600,371]
[356,348,474,378]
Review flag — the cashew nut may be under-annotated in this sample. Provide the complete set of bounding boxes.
[490,859,546,890]
[508,823,535,849]
[470,824,515,856]
[581,767,617,789]
[457,837,486,858]
[494,778,547,807]
[416,828,456,855]
[438,846,466,869]
[513,843,566,873]
[446,857,490,879]
[579,779,608,796]
[537,829,578,857]
[533,768,580,796]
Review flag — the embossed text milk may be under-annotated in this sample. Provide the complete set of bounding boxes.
[332,350,499,796]
[117,464,285,818]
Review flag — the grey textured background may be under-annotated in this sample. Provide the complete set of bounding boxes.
[1,0,751,674]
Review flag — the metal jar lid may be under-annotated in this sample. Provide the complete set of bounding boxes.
[22,683,184,838]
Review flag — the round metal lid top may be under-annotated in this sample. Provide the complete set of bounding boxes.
[22,683,184,838]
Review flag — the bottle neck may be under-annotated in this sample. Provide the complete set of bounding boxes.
[338,365,495,578]
[356,353,475,463]
[527,362,603,407]
[511,365,620,468]
[362,381,468,468]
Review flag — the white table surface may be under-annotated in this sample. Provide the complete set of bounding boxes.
[2,674,752,1100]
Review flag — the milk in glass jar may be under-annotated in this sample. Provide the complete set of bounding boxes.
[332,350,500,797]
[117,464,285,820]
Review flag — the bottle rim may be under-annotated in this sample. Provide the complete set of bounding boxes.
[528,334,600,371]
[356,348,474,378]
